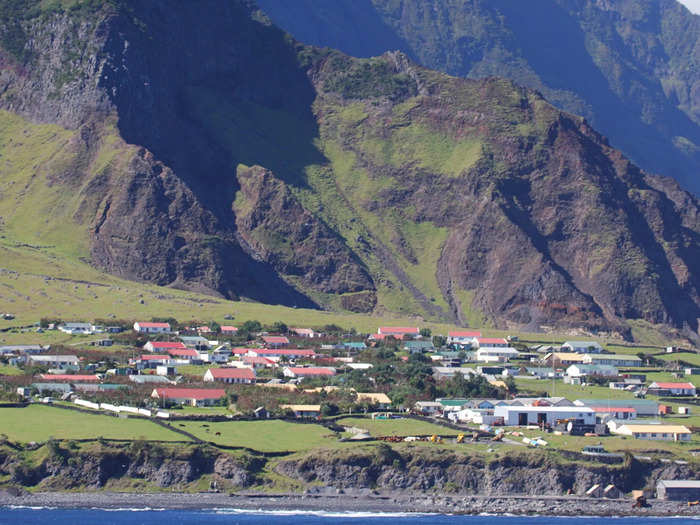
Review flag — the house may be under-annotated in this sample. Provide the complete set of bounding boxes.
[282,366,336,379]
[221,326,238,335]
[447,331,481,345]
[28,355,79,368]
[404,340,435,354]
[203,367,255,384]
[475,337,508,348]
[135,354,171,367]
[292,328,317,338]
[242,356,276,369]
[151,387,226,407]
[449,408,502,426]
[574,399,659,417]
[356,393,392,409]
[129,375,173,385]
[613,424,691,441]
[37,374,100,382]
[166,348,200,362]
[156,365,176,376]
[432,367,476,381]
[509,397,575,407]
[59,322,96,335]
[339,342,367,351]
[378,327,419,338]
[249,348,316,360]
[590,406,636,422]
[143,341,186,353]
[31,382,72,394]
[543,352,586,366]
[657,480,700,501]
[197,326,212,334]
[280,404,321,418]
[179,335,210,349]
[414,401,442,415]
[262,335,290,348]
[582,354,642,367]
[133,321,171,334]
[494,405,595,426]
[523,367,557,379]
[345,362,373,371]
[647,382,697,396]
[566,364,618,378]
[561,341,603,354]
[475,347,520,363]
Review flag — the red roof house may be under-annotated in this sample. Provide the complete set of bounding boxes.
[203,367,255,384]
[166,348,199,359]
[262,335,290,347]
[143,341,186,352]
[221,326,238,334]
[133,321,171,333]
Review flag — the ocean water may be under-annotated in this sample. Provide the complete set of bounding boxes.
[0,509,699,525]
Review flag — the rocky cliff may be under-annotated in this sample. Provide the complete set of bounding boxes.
[276,445,698,495]
[0,0,698,335]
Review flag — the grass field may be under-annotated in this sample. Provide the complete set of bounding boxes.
[0,364,23,376]
[0,405,188,442]
[335,417,459,437]
[175,419,344,452]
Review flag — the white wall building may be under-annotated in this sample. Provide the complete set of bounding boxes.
[494,405,595,426]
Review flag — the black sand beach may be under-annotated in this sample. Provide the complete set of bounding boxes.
[2,490,700,517]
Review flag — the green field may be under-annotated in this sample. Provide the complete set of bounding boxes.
[0,405,188,442]
[335,417,459,437]
[176,419,344,452]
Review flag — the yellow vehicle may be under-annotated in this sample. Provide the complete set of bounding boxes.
[429,434,443,444]
[456,434,465,443]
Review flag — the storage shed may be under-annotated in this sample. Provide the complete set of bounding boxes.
[657,480,700,501]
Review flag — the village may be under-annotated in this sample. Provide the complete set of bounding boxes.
[2,318,700,501]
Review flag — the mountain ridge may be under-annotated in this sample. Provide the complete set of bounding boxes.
[257,0,700,195]
[0,0,698,339]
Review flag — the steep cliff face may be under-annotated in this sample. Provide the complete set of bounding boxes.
[1,442,255,490]
[0,0,698,334]
[276,447,698,495]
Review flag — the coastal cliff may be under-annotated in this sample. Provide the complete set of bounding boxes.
[1,440,697,497]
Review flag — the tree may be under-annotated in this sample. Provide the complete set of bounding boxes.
[321,403,339,416]
[271,321,288,333]
[420,328,432,338]
[432,335,446,348]
[241,320,262,333]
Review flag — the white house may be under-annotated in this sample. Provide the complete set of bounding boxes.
[134,321,171,334]
[613,424,691,441]
[282,367,336,379]
[582,354,642,367]
[561,341,603,354]
[476,347,520,363]
[28,355,79,368]
[566,364,618,378]
[494,405,595,426]
[647,382,696,396]
[414,401,442,415]
[203,367,255,384]
[59,322,96,335]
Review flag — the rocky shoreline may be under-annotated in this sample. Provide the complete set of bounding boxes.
[2,490,700,517]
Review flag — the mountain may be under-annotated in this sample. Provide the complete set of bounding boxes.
[0,0,698,338]
[257,0,700,196]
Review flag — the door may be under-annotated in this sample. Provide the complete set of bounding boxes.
[537,413,547,425]
[518,412,528,426]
